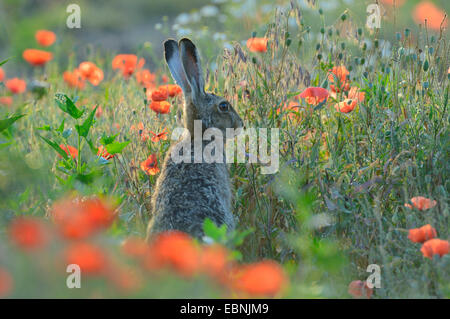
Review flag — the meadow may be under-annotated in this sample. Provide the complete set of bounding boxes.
[0,0,449,298]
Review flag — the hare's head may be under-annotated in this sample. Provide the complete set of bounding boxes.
[164,38,243,139]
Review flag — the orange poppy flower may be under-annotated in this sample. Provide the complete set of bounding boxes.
[121,237,149,258]
[136,69,156,87]
[421,239,449,259]
[78,62,104,86]
[23,49,53,66]
[347,86,365,103]
[334,99,357,113]
[65,242,108,274]
[232,260,287,296]
[5,78,26,94]
[408,224,437,243]
[50,196,116,240]
[35,30,56,47]
[8,217,49,251]
[0,267,13,298]
[94,104,103,118]
[63,69,85,89]
[144,231,200,277]
[246,37,268,53]
[200,244,231,281]
[380,0,405,6]
[160,84,183,97]
[298,87,329,105]
[328,66,350,93]
[112,54,145,78]
[149,100,171,114]
[150,86,169,101]
[59,144,79,159]
[276,100,302,121]
[150,128,168,143]
[348,280,373,299]
[404,196,437,210]
[0,96,13,106]
[140,154,160,175]
[0,67,4,81]
[97,145,114,160]
[413,1,448,31]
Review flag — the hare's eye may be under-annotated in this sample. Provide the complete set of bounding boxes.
[218,101,229,112]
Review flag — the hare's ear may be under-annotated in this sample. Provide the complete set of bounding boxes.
[179,38,205,102]
[164,39,191,94]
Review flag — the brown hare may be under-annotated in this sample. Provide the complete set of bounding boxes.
[146,38,243,240]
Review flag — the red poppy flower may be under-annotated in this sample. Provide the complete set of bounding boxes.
[50,196,116,240]
[97,145,114,160]
[298,87,329,105]
[23,49,53,66]
[136,69,156,87]
[140,154,160,175]
[144,231,200,277]
[348,280,373,299]
[347,86,365,103]
[78,62,104,86]
[200,244,231,281]
[150,87,169,101]
[0,96,13,106]
[149,100,171,114]
[59,144,79,159]
[246,37,268,53]
[121,237,149,258]
[8,217,49,251]
[35,30,56,47]
[334,99,357,113]
[0,267,13,298]
[413,1,448,31]
[231,260,287,296]
[150,128,168,143]
[65,242,108,275]
[328,66,350,93]
[404,196,437,210]
[159,84,182,97]
[421,239,449,259]
[408,224,437,243]
[0,67,4,82]
[112,54,145,78]
[5,78,26,94]
[63,69,85,89]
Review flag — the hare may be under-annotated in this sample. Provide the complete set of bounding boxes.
[146,38,243,240]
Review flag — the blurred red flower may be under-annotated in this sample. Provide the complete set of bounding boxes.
[334,99,357,113]
[380,0,405,6]
[348,280,373,298]
[408,224,437,243]
[97,145,114,160]
[0,267,13,298]
[23,49,53,66]
[140,154,160,175]
[78,62,104,86]
[0,67,4,82]
[8,217,49,251]
[149,100,171,114]
[121,237,149,258]
[200,244,231,281]
[63,69,85,89]
[413,1,448,31]
[136,69,156,88]
[35,30,56,47]
[112,54,145,78]
[231,260,287,296]
[144,231,200,277]
[0,96,13,107]
[404,196,437,210]
[65,242,108,274]
[298,87,329,105]
[150,128,168,143]
[5,78,26,94]
[421,239,449,259]
[328,66,350,93]
[59,144,79,159]
[246,37,268,53]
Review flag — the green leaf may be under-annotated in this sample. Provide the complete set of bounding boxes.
[75,105,97,137]
[38,134,68,159]
[203,218,227,242]
[57,119,65,133]
[37,125,51,131]
[105,140,130,154]
[0,114,25,133]
[100,133,118,145]
[0,57,12,66]
[55,93,84,119]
